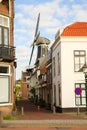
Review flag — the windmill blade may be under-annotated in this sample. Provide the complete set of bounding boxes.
[34,13,40,40]
[29,13,40,66]
[30,31,40,46]
[29,42,34,65]
[35,31,40,42]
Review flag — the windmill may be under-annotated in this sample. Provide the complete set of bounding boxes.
[29,13,50,68]
[29,13,40,66]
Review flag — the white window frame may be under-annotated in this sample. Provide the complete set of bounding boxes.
[0,15,9,27]
[0,76,10,103]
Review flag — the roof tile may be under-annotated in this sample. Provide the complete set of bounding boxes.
[61,22,87,36]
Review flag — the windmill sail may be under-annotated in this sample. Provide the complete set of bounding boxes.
[29,13,40,66]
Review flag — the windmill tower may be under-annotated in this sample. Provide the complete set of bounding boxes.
[35,36,50,67]
[29,13,50,67]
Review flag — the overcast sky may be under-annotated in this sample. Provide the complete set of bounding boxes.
[14,0,87,80]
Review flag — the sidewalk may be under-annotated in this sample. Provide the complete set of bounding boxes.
[3,119,87,127]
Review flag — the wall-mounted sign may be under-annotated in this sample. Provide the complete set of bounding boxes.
[75,87,82,95]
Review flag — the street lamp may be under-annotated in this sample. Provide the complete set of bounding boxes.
[83,64,87,113]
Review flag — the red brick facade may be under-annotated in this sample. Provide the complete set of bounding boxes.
[21,71,29,100]
[0,0,15,115]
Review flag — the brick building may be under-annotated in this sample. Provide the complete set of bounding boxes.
[0,0,16,115]
[21,71,29,100]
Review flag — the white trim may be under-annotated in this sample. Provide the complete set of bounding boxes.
[0,103,12,106]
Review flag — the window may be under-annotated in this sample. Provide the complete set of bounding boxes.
[42,45,45,56]
[0,26,9,45]
[0,76,10,103]
[54,85,56,104]
[58,84,61,105]
[75,83,86,105]
[53,57,56,77]
[0,65,10,103]
[0,15,9,27]
[58,53,60,75]
[0,66,9,73]
[0,15,9,45]
[0,65,10,75]
[74,50,86,72]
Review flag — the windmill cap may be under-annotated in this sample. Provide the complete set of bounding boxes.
[36,36,50,45]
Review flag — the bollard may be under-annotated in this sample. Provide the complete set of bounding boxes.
[0,111,3,124]
[21,107,24,115]
[53,106,56,114]
[38,105,40,113]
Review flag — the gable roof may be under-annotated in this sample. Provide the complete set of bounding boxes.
[61,22,87,36]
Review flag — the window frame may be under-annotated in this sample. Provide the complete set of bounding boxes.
[74,50,86,72]
[0,65,10,75]
[0,15,9,27]
[0,15,9,46]
[0,76,10,103]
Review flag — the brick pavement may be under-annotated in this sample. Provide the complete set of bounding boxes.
[16,100,87,120]
[1,100,87,129]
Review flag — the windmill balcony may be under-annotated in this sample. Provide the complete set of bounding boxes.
[0,44,16,62]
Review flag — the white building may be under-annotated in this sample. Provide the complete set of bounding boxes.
[52,22,87,112]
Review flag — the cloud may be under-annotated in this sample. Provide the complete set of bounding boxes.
[71,4,87,21]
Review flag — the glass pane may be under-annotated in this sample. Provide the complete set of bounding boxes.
[81,84,85,88]
[82,98,86,105]
[75,84,80,88]
[4,28,8,45]
[80,57,85,64]
[0,66,9,74]
[0,76,9,103]
[76,98,80,105]
[3,17,8,27]
[0,16,9,27]
[76,95,80,97]
[80,64,84,69]
[75,57,79,64]
[75,51,79,55]
[81,90,86,97]
[80,51,85,55]
[75,64,79,71]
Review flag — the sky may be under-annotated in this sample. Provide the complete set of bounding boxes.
[14,0,87,80]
